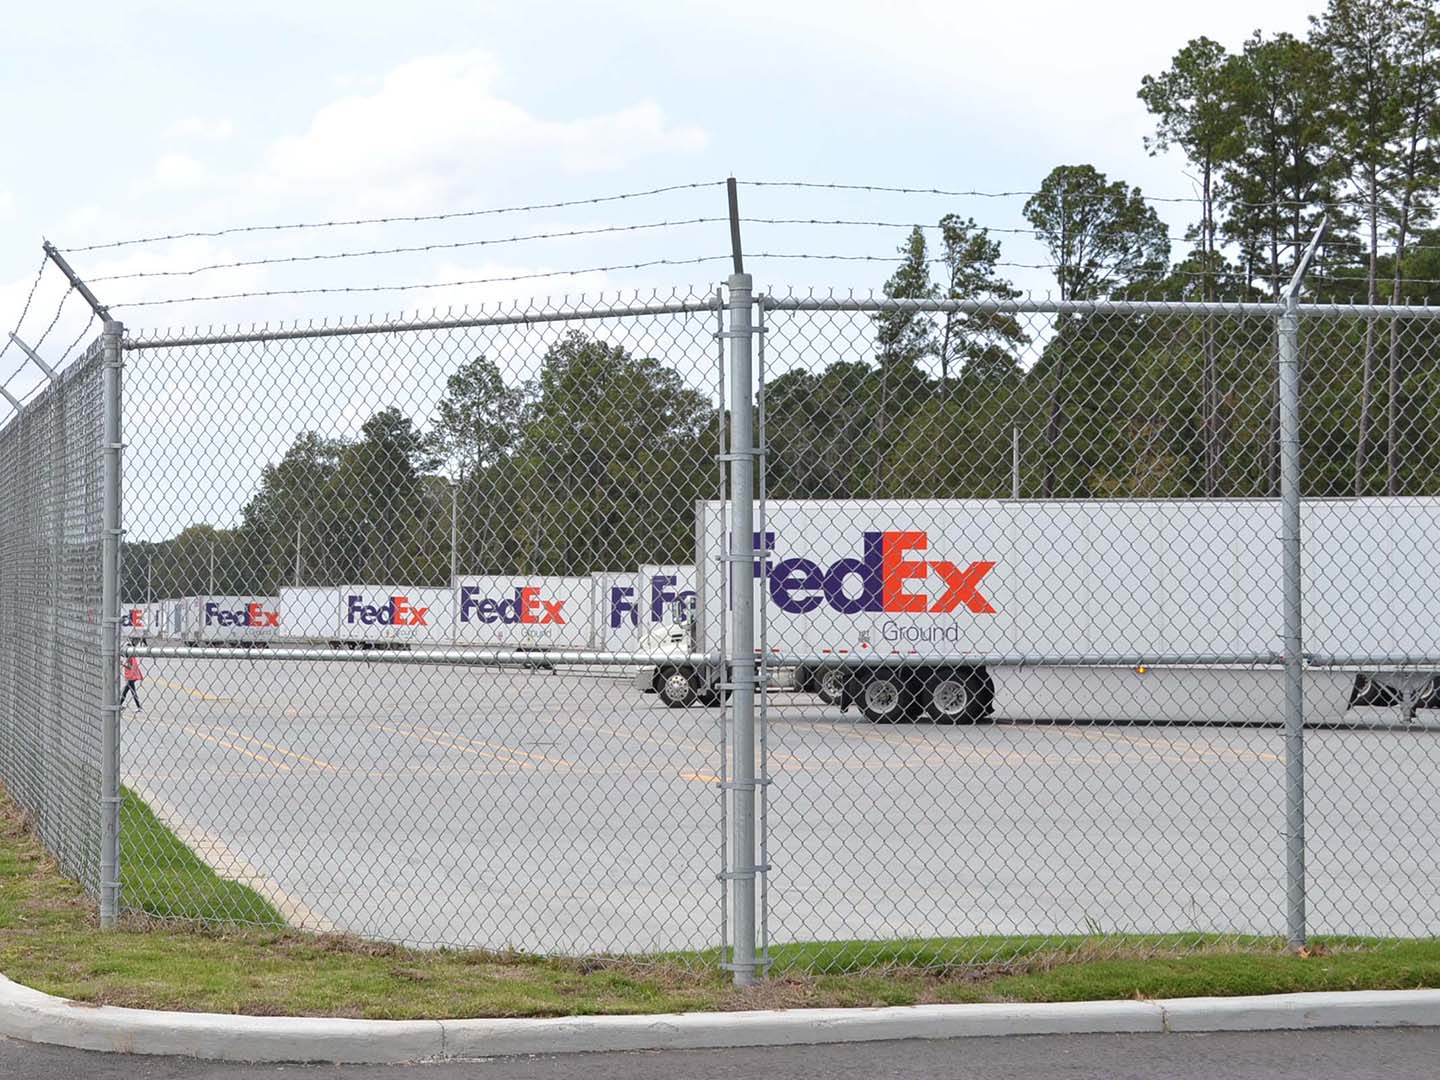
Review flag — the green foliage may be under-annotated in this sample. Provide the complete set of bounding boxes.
[1023,165,1171,301]
[432,353,522,477]
[118,788,285,925]
[875,225,937,368]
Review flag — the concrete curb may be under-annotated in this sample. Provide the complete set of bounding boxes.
[2,975,1438,1064]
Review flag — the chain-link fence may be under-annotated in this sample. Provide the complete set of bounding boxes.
[0,334,110,894]
[3,275,1440,982]
[118,292,732,956]
[754,292,1440,974]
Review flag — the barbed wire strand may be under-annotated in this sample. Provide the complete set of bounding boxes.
[29,287,74,352]
[109,251,1440,312]
[0,291,85,403]
[0,255,51,367]
[57,310,98,365]
[750,216,1440,253]
[742,179,1394,212]
[112,256,733,309]
[90,218,727,283]
[63,181,727,254]
[754,251,1440,287]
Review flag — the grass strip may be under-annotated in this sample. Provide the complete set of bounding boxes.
[119,788,285,925]
[2,786,1437,1020]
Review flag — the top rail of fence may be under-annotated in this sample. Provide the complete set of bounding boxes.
[760,294,1440,320]
[124,292,725,350]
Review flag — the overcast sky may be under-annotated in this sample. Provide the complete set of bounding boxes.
[0,0,1327,404]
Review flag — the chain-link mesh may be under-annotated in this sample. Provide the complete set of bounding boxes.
[754,295,1440,971]
[0,338,107,892]
[7,282,1436,975]
[119,292,729,955]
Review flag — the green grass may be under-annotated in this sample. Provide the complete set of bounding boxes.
[119,788,285,925]
[2,785,1439,1019]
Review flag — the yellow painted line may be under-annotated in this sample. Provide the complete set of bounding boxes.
[394,720,575,768]
[149,676,231,703]
[680,770,722,784]
[1061,727,1281,764]
[213,726,341,772]
[177,724,292,773]
[370,722,550,771]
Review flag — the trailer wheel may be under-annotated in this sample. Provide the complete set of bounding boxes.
[924,667,990,724]
[815,668,845,706]
[860,674,906,724]
[657,665,700,709]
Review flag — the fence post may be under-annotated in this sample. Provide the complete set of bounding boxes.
[1277,296,1305,950]
[726,271,759,986]
[1278,217,1326,952]
[99,318,124,928]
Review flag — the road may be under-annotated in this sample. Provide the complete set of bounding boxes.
[7,1029,1440,1079]
[120,655,1440,953]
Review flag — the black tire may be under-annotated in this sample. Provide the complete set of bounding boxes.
[860,673,907,724]
[924,667,978,724]
[656,665,700,709]
[924,666,995,724]
[815,668,845,706]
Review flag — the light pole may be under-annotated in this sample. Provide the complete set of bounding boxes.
[449,466,465,585]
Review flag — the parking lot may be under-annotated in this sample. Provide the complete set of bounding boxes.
[122,657,1440,954]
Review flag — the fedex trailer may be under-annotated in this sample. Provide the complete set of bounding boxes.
[454,576,593,648]
[181,595,282,646]
[636,565,697,644]
[339,586,453,646]
[592,572,639,651]
[121,604,152,642]
[277,587,342,645]
[638,499,1440,724]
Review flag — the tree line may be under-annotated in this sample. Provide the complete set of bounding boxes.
[121,0,1440,601]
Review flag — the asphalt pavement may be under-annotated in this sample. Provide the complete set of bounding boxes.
[6,1029,1440,1079]
[120,656,1440,953]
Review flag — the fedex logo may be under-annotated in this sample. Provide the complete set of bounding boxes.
[609,587,637,629]
[759,531,996,616]
[346,594,430,626]
[121,608,145,628]
[204,601,280,627]
[460,586,566,625]
[649,575,697,622]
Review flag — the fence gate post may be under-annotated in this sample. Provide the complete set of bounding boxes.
[726,271,760,986]
[1277,296,1305,950]
[99,318,124,928]
[1278,216,1324,952]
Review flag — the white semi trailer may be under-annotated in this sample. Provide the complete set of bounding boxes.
[637,498,1440,724]
[180,595,283,646]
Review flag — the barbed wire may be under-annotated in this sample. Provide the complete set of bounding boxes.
[62,181,726,254]
[752,251,1440,289]
[749,217,1440,257]
[0,255,50,367]
[742,179,1390,212]
[110,255,732,309]
[28,287,73,353]
[89,218,727,283]
[56,311,98,365]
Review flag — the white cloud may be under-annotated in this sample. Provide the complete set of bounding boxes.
[164,117,235,142]
[252,51,707,208]
[0,189,14,223]
[148,152,214,192]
